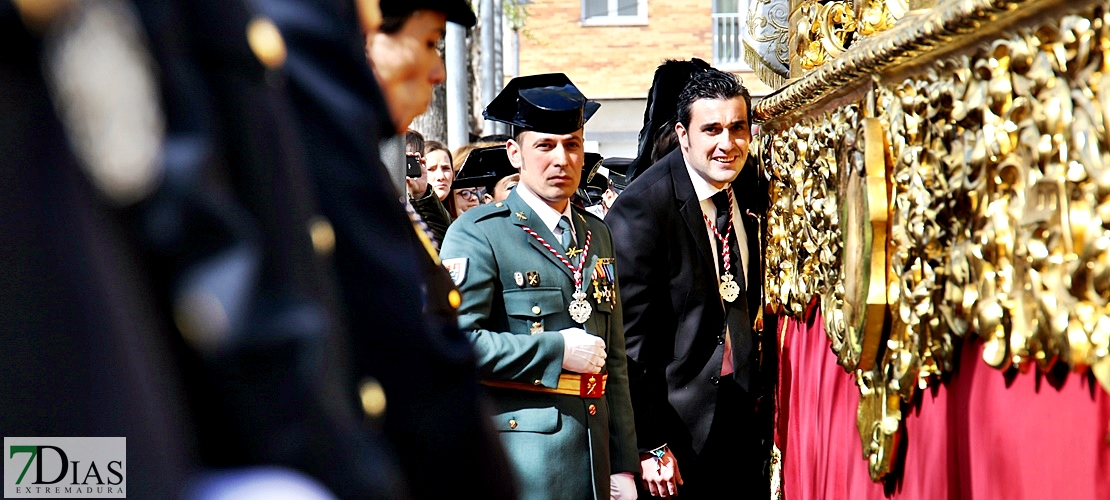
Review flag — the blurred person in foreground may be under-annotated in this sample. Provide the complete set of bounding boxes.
[5,0,416,497]
[440,73,638,500]
[258,0,514,498]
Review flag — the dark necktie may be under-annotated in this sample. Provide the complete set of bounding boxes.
[557,216,573,251]
[711,189,753,391]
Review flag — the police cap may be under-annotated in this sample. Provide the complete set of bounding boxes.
[601,157,632,192]
[483,73,600,135]
[452,145,518,190]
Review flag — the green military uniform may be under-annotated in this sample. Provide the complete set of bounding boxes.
[440,187,638,499]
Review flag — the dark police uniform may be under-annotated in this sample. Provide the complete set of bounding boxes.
[133,0,405,497]
[440,74,638,500]
[258,1,516,498]
[1,6,195,497]
[4,0,403,498]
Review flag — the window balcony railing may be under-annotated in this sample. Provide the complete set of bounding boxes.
[712,12,750,70]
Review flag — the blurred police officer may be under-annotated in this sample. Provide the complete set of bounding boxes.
[4,0,404,498]
[1,4,195,497]
[440,74,639,500]
[133,0,407,496]
[259,0,515,498]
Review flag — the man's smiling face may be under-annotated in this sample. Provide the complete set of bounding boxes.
[676,96,751,189]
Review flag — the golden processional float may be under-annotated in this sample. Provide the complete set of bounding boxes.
[746,0,1110,497]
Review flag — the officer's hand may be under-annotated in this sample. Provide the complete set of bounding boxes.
[639,448,682,498]
[559,328,606,374]
[610,472,637,500]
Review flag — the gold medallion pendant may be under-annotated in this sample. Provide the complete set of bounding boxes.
[719,273,741,303]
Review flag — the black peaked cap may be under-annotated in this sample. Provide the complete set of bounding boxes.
[484,73,600,135]
[453,145,518,190]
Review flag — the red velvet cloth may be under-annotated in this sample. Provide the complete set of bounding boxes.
[777,310,1110,499]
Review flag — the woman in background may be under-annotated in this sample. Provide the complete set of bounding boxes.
[424,140,457,219]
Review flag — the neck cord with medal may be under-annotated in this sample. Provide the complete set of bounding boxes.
[705,187,741,303]
[519,224,594,323]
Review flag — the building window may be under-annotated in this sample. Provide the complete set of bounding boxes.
[581,0,647,26]
[713,0,750,70]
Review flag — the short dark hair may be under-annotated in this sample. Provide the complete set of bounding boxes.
[405,129,425,154]
[380,12,415,35]
[675,69,751,130]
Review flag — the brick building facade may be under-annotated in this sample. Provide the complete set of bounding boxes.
[514,0,773,157]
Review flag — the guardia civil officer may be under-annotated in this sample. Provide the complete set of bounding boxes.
[440,74,639,500]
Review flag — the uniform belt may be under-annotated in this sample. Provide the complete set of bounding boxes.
[481,373,607,398]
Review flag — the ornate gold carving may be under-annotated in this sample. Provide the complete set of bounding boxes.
[761,0,1110,482]
[793,0,859,73]
[790,0,912,77]
[759,0,1087,123]
[857,0,898,37]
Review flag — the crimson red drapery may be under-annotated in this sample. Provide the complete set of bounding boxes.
[777,311,1110,499]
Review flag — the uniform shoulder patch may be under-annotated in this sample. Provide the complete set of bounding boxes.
[442,258,468,286]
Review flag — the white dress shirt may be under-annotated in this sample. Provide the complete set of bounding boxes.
[683,159,749,281]
[516,182,577,246]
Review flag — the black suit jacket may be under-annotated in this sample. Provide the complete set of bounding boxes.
[606,148,768,455]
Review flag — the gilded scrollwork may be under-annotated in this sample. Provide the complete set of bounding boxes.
[856,0,899,37]
[789,0,908,76]
[793,0,859,72]
[763,106,857,320]
[761,0,1110,482]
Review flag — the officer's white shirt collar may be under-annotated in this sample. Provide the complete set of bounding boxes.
[515,182,576,241]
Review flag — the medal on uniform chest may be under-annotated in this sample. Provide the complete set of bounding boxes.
[705,187,740,303]
[519,223,594,323]
[569,290,593,323]
[592,258,616,304]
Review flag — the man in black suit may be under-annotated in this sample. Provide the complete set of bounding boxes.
[606,68,772,498]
